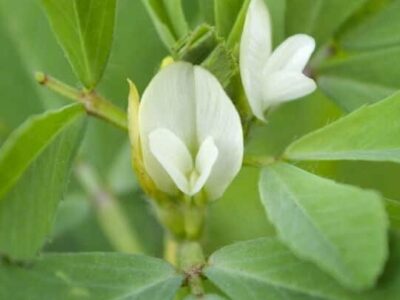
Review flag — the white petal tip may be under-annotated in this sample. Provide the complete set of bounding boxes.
[191,137,219,195]
[148,128,193,195]
[262,72,317,105]
[292,34,316,48]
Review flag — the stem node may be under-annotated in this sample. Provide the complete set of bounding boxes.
[35,71,47,85]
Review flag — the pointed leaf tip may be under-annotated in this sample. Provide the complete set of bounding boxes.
[42,0,117,88]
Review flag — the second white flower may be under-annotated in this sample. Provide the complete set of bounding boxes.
[240,0,317,121]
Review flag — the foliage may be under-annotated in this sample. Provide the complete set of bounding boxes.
[1,0,400,299]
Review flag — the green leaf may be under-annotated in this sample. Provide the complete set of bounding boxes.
[225,0,249,51]
[362,232,400,300]
[0,104,85,259]
[259,163,388,290]
[317,76,395,112]
[285,0,367,46]
[141,0,189,50]
[0,0,77,110]
[336,0,392,37]
[205,234,400,300]
[185,295,227,300]
[0,19,43,130]
[386,199,400,231]
[205,237,357,300]
[215,0,243,38]
[285,92,400,163]
[317,46,400,111]
[41,0,117,89]
[341,0,400,50]
[0,253,183,300]
[332,0,400,113]
[206,234,400,300]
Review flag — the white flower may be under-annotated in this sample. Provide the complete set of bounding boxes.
[136,62,243,200]
[240,0,317,121]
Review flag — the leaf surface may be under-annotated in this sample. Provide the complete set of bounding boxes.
[285,0,367,46]
[0,104,85,259]
[0,253,183,300]
[317,46,400,111]
[341,0,400,50]
[259,163,388,289]
[141,0,189,50]
[42,0,117,88]
[205,237,356,300]
[285,92,400,163]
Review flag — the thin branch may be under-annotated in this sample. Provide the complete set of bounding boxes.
[35,72,128,131]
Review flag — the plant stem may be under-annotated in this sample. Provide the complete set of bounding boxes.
[187,273,205,299]
[75,161,144,254]
[164,234,179,266]
[178,241,206,298]
[164,208,206,299]
[35,72,128,131]
[163,226,206,298]
[243,155,276,168]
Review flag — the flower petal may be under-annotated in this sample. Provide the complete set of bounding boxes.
[240,0,273,121]
[148,128,193,195]
[194,66,244,200]
[191,137,219,195]
[139,62,196,194]
[262,71,317,107]
[263,34,316,75]
[140,62,244,199]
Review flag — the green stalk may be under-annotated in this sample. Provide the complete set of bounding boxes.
[178,241,206,298]
[164,237,206,298]
[243,155,277,168]
[160,201,207,297]
[75,161,144,254]
[35,72,128,131]
[164,234,179,266]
